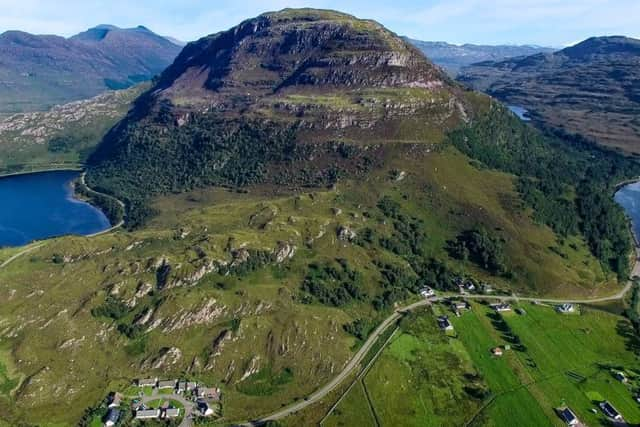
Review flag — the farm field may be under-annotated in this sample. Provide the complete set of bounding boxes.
[326,302,640,427]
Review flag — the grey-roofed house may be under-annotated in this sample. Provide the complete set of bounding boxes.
[437,316,453,331]
[197,386,221,401]
[136,408,160,419]
[165,408,181,418]
[104,408,121,427]
[197,399,215,416]
[158,380,177,389]
[557,407,579,426]
[137,378,157,387]
[600,401,623,421]
[491,303,512,312]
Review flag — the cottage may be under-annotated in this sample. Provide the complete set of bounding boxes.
[465,281,476,292]
[104,408,121,427]
[197,386,221,401]
[613,371,628,383]
[600,401,623,421]
[136,408,160,419]
[108,392,122,408]
[137,378,157,387]
[164,408,181,418]
[420,287,435,298]
[557,407,579,426]
[437,316,454,331]
[177,380,188,393]
[158,379,177,390]
[491,347,503,357]
[515,308,527,315]
[452,301,468,311]
[187,381,198,391]
[197,399,215,416]
[557,303,576,314]
[491,303,512,312]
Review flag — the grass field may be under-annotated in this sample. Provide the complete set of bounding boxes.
[327,302,640,427]
[326,308,484,427]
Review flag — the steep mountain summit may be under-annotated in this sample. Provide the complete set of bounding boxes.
[458,36,640,153]
[88,9,474,225]
[152,8,448,111]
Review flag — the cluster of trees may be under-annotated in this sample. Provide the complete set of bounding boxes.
[448,228,508,275]
[450,105,640,278]
[343,318,373,340]
[301,259,366,307]
[87,109,374,228]
[75,180,124,226]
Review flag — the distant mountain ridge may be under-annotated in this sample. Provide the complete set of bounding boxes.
[0,25,182,114]
[405,38,555,74]
[458,36,640,154]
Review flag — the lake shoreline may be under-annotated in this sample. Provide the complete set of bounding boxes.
[0,165,83,179]
[0,170,117,247]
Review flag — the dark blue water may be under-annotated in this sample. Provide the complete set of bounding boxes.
[615,181,640,241]
[0,170,110,247]
[508,105,531,121]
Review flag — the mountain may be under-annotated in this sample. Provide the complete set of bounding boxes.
[405,38,555,74]
[3,10,640,427]
[87,8,476,224]
[0,25,181,114]
[458,36,640,154]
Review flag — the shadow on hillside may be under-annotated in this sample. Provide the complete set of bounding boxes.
[616,319,640,356]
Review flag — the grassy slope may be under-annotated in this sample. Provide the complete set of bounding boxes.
[329,302,640,427]
[0,85,144,174]
[0,139,618,425]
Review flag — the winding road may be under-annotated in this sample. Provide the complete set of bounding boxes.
[246,254,640,426]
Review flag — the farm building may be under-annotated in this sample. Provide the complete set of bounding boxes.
[491,347,503,357]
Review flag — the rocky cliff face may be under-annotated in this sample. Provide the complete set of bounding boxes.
[87,9,477,224]
[143,9,449,115]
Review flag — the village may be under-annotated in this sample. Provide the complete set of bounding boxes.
[415,276,639,427]
[99,378,221,426]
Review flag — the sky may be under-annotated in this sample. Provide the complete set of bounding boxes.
[0,0,638,47]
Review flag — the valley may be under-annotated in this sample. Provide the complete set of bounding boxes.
[0,6,639,427]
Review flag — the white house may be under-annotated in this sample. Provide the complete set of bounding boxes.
[135,409,160,419]
[420,287,435,298]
